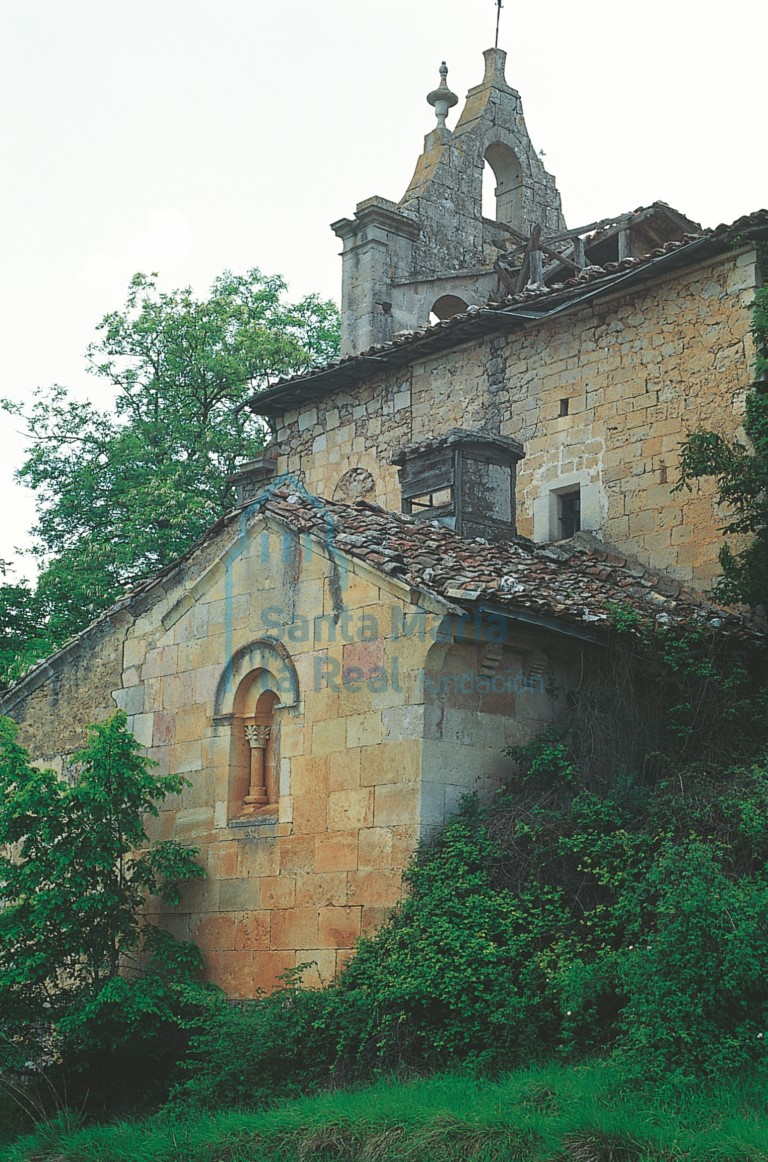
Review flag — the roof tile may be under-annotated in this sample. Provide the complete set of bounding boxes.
[256,489,764,645]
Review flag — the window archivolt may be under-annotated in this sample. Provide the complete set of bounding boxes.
[213,639,299,824]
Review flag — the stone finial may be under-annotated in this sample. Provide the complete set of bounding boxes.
[427,61,458,128]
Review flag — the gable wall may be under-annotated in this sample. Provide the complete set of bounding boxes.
[124,518,575,995]
[277,249,756,589]
[112,515,454,996]
[3,509,577,998]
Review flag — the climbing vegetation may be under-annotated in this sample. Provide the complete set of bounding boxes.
[677,281,768,608]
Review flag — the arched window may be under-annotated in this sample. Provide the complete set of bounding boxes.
[430,294,469,324]
[229,672,280,820]
[212,639,300,828]
[483,143,524,228]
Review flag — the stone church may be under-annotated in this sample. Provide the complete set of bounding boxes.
[2,47,765,997]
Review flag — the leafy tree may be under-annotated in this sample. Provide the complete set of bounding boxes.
[0,270,339,675]
[0,567,47,690]
[676,285,768,608]
[0,712,211,1105]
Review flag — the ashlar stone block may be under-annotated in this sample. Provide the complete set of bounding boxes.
[327,788,374,831]
[317,905,362,949]
[270,906,319,951]
[315,830,359,873]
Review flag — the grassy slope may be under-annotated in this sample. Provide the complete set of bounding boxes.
[3,1062,768,1162]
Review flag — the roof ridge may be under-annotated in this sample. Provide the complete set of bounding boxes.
[249,209,768,417]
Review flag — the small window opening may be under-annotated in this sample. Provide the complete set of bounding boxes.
[557,489,581,540]
[430,294,468,324]
[559,398,569,417]
[409,486,454,511]
[483,143,524,228]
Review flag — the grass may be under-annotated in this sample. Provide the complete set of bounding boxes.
[3,1060,768,1161]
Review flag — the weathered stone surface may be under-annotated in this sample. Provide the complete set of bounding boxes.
[275,250,759,595]
[1,485,758,997]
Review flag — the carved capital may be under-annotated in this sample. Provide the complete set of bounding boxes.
[244,723,271,750]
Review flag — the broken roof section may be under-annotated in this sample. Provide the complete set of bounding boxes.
[493,202,702,295]
[250,208,768,419]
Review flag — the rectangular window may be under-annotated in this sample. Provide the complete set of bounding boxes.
[408,486,454,511]
[557,488,581,539]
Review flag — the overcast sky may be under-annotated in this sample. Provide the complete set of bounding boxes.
[1,0,765,577]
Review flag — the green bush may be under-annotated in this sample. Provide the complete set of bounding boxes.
[333,809,556,1076]
[173,969,341,1108]
[616,837,768,1077]
[176,743,768,1104]
[0,712,215,1115]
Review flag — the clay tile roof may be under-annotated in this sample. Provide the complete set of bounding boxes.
[2,485,764,712]
[256,489,763,645]
[248,208,768,418]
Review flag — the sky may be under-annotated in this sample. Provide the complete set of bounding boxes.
[0,0,765,578]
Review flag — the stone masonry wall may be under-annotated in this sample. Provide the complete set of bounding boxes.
[3,508,574,999]
[116,513,435,995]
[420,632,573,831]
[277,249,757,590]
[5,617,128,770]
[276,371,413,510]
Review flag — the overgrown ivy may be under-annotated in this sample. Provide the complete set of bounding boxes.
[676,270,768,608]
